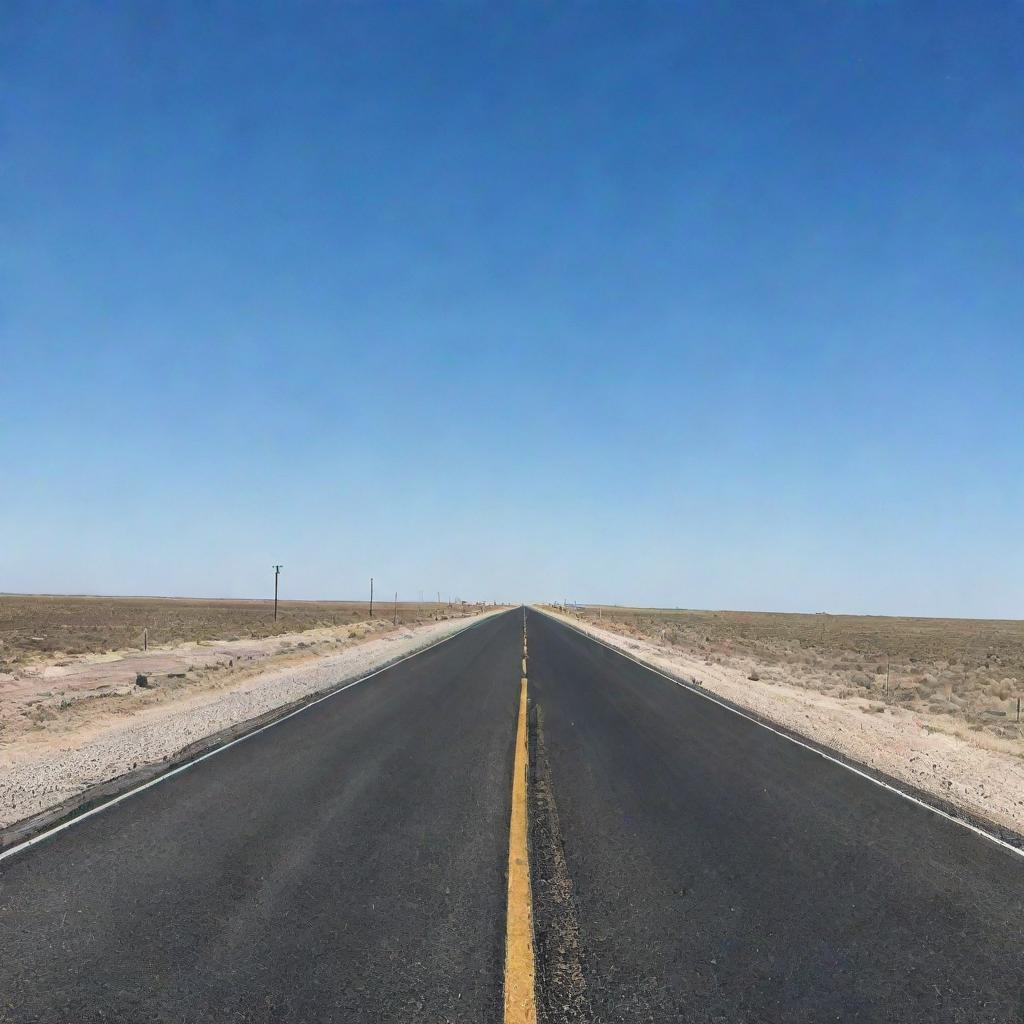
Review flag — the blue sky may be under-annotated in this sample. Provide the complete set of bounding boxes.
[3,1,1022,616]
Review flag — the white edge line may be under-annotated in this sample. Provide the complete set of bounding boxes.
[0,612,503,864]
[538,609,1024,861]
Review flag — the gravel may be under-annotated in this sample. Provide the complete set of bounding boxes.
[547,609,1024,841]
[0,612,497,829]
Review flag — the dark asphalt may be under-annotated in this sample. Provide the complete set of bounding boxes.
[0,611,522,1024]
[3,607,1023,1022]
[526,609,1024,1023]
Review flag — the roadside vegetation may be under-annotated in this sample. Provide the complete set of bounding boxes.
[0,595,493,762]
[0,594,484,667]
[547,605,1024,837]
[558,606,1024,745]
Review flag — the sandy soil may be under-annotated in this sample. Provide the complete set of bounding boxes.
[0,593,482,665]
[544,608,1024,840]
[0,610,498,829]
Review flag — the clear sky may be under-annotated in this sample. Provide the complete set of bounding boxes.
[3,1,1022,617]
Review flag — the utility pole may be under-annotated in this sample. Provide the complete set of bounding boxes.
[272,565,283,621]
[369,577,374,618]
[393,591,398,626]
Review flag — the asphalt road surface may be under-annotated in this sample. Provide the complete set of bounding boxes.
[2,608,1022,1023]
[0,612,521,1023]
[526,610,1024,1023]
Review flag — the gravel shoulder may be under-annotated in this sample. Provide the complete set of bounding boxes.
[0,610,500,831]
[541,608,1024,841]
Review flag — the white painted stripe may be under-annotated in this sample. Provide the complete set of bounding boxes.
[0,614,498,864]
[542,610,1024,861]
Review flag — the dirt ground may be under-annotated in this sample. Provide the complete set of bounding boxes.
[569,606,1024,744]
[547,606,1024,838]
[0,594,486,666]
[0,609,501,829]
[0,595,489,756]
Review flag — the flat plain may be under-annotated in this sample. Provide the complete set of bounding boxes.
[0,595,488,769]
[0,594,476,667]
[3,609,1022,1023]
[574,605,1024,742]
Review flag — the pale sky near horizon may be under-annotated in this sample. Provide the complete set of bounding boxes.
[3,2,1023,618]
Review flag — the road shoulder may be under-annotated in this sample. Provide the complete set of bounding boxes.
[537,607,1024,852]
[1,611,500,851]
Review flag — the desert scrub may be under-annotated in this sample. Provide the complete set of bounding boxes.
[576,605,1024,742]
[0,594,473,663]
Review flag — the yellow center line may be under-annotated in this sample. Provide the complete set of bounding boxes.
[503,670,536,1023]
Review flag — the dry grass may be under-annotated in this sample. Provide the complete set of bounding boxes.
[0,594,486,667]
[566,605,1024,742]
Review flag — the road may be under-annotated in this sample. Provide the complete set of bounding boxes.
[0,612,520,1023]
[1,608,1023,1022]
